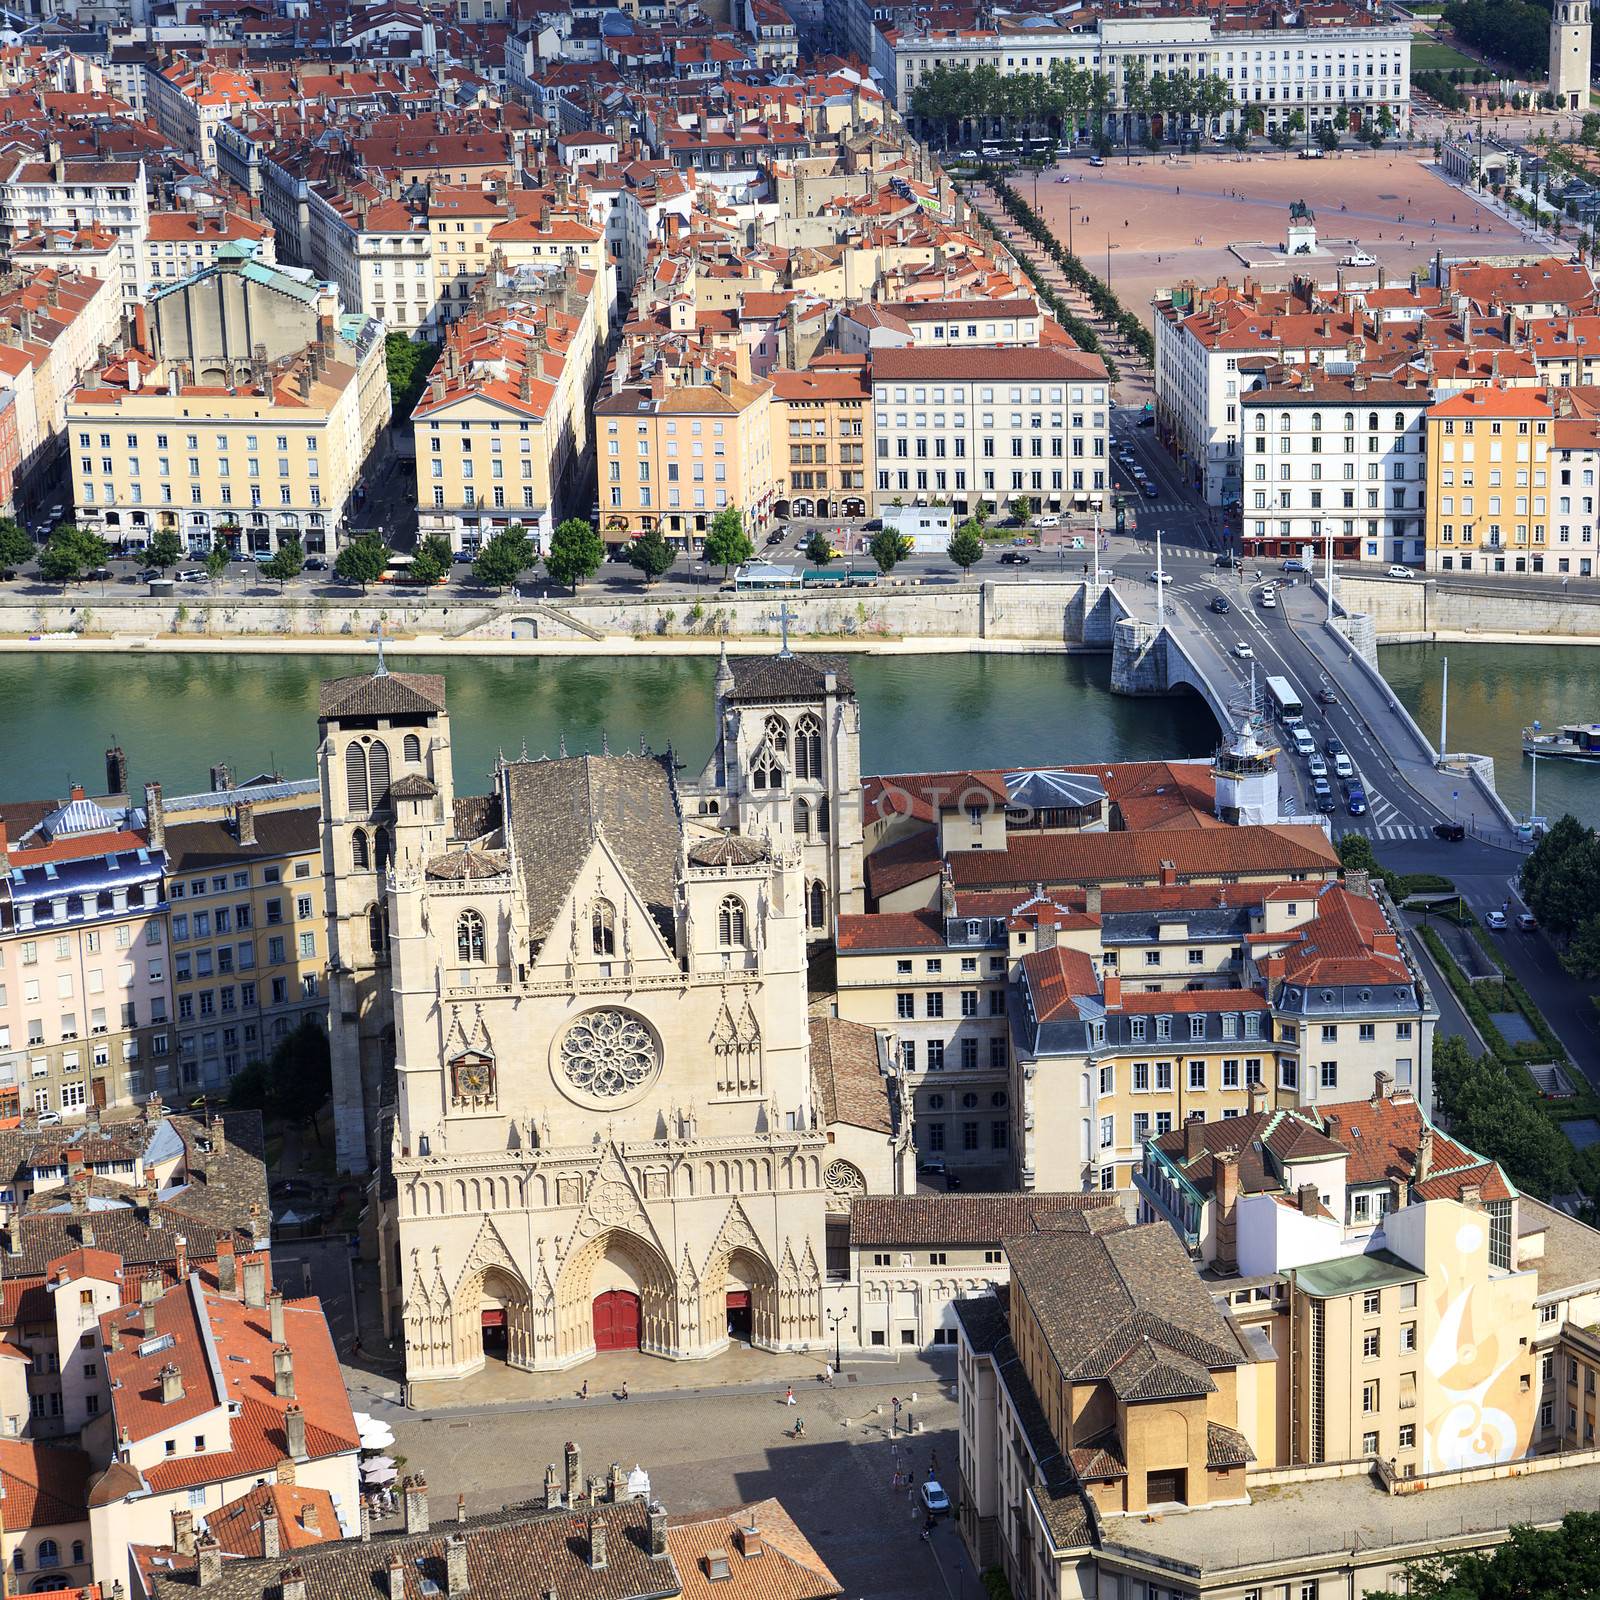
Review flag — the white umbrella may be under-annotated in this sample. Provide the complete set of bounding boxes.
[363,1464,398,1485]
[360,1426,396,1450]
[353,1412,373,1428]
[361,1454,396,1471]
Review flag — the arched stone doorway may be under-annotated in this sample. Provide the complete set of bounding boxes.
[555,1228,676,1363]
[710,1246,780,1348]
[462,1265,536,1370]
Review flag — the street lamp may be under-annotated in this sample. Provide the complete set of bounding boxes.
[827,1308,847,1374]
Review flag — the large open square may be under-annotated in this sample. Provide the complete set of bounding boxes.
[1024,149,1541,325]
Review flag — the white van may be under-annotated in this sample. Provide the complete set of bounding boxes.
[1035,513,1062,528]
[1292,728,1317,758]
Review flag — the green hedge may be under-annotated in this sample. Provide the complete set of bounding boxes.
[1418,922,1568,1066]
[982,1571,1016,1600]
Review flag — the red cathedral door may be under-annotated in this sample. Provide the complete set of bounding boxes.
[592,1290,641,1351]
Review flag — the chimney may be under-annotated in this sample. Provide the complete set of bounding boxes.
[159,1361,184,1403]
[404,1474,430,1535]
[565,1440,582,1502]
[544,1463,562,1509]
[276,1457,297,1486]
[446,1532,469,1599]
[262,1500,281,1560]
[235,802,256,847]
[273,1344,295,1399]
[1416,1126,1434,1184]
[1159,860,1177,887]
[387,1555,407,1600]
[588,1518,607,1571]
[648,1503,667,1558]
[1297,1182,1319,1216]
[174,1236,188,1280]
[735,1525,762,1559]
[1371,1070,1391,1105]
[144,782,165,850]
[105,745,128,795]
[195,1534,221,1588]
[172,1508,196,1557]
[1101,973,1121,1009]
[300,1500,319,1536]
[243,1255,267,1309]
[456,1495,466,1524]
[250,1204,268,1247]
[1213,1150,1240,1274]
[1247,1081,1267,1117]
[217,1235,236,1296]
[607,1463,627,1502]
[1183,1111,1205,1161]
[210,763,232,793]
[284,1403,307,1460]
[1084,884,1102,915]
[269,1289,285,1343]
[281,1567,306,1600]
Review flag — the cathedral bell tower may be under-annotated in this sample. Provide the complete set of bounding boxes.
[317,661,454,1174]
[1551,0,1592,112]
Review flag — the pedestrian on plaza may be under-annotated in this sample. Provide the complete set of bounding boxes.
[618,1380,630,1401]
[794,1416,806,1439]
[785,1385,796,1406]
[579,1380,589,1401]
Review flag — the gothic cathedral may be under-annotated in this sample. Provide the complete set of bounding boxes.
[318,651,906,1383]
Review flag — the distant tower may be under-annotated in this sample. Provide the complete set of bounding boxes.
[1212,714,1280,827]
[1550,0,1592,113]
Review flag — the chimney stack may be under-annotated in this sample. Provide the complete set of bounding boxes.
[273,1344,295,1399]
[172,1508,196,1557]
[195,1534,220,1588]
[1213,1150,1240,1275]
[174,1236,188,1280]
[284,1403,307,1459]
[1416,1126,1434,1184]
[159,1362,184,1403]
[144,781,165,850]
[387,1555,407,1600]
[216,1234,236,1296]
[1371,1070,1391,1105]
[403,1474,430,1535]
[105,745,128,795]
[243,1255,267,1309]
[1297,1182,1319,1216]
[588,1518,607,1571]
[544,1463,562,1509]
[1183,1111,1205,1161]
[281,1567,306,1600]
[1247,1081,1267,1117]
[262,1500,281,1560]
[446,1533,469,1599]
[269,1288,285,1344]
[236,802,256,847]
[648,1503,667,1558]
[565,1441,582,1502]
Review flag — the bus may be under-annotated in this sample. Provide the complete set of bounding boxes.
[1265,675,1305,726]
[734,562,802,591]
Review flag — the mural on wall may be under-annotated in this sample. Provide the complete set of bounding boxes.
[1421,1215,1535,1473]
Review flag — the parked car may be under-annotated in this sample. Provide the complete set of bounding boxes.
[916,1154,947,1176]
[999,551,1030,565]
[1139,480,1157,497]
[1314,791,1337,813]
[1088,154,1106,167]
[1485,909,1508,930]
[1297,148,1326,160]
[175,568,207,582]
[1432,821,1466,841]
[1341,250,1378,267]
[765,530,786,546]
[1346,786,1368,815]
[1307,753,1329,779]
[1258,590,1277,609]
[1233,640,1254,658]
[1281,558,1309,573]
[1147,569,1172,583]
[87,566,112,581]
[1386,565,1414,579]
[920,1481,951,1516]
[1333,752,1355,780]
[1210,595,1231,614]
[1215,554,1241,569]
[1312,777,1334,800]
[304,556,328,571]
[1517,911,1538,931]
[1293,729,1317,758]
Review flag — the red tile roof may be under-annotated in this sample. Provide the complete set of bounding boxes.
[0,1438,93,1528]
[835,910,945,950]
[1020,945,1099,1022]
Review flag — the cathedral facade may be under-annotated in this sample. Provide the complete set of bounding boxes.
[320,652,906,1383]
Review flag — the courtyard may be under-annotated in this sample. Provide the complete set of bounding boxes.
[1020,149,1541,328]
[381,1367,972,1600]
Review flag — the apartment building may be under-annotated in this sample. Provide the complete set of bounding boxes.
[412,266,602,552]
[68,251,389,556]
[0,783,169,1123]
[149,775,324,1097]
[868,345,1109,517]
[595,362,775,549]
[858,2,1411,128]
[769,360,871,520]
[1424,384,1555,574]
[0,152,149,307]
[1239,371,1430,566]
[145,207,275,290]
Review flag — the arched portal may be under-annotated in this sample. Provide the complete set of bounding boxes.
[555,1227,677,1363]
[710,1245,781,1349]
[454,1264,535,1371]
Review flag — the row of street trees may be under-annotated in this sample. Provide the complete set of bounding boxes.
[910,60,1235,150]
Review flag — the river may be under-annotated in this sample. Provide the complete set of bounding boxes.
[7,644,1596,826]
[0,650,1218,801]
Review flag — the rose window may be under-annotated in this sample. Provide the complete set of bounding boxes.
[559,1010,660,1101]
[824,1159,866,1195]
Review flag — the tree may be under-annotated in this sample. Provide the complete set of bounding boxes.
[805,530,833,566]
[146,529,183,571]
[37,524,102,587]
[408,534,452,587]
[203,543,230,586]
[473,525,534,591]
[1317,121,1339,151]
[384,332,440,418]
[1009,494,1035,525]
[1373,1511,1600,1600]
[947,519,985,578]
[703,505,755,577]
[868,526,910,575]
[623,527,676,585]
[335,534,391,591]
[228,1019,332,1138]
[260,535,305,590]
[1336,832,1381,877]
[0,517,30,571]
[545,517,604,592]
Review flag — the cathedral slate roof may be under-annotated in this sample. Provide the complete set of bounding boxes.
[724,655,853,703]
[501,754,681,945]
[318,672,447,720]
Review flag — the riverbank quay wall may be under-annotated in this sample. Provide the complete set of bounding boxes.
[1337,575,1600,642]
